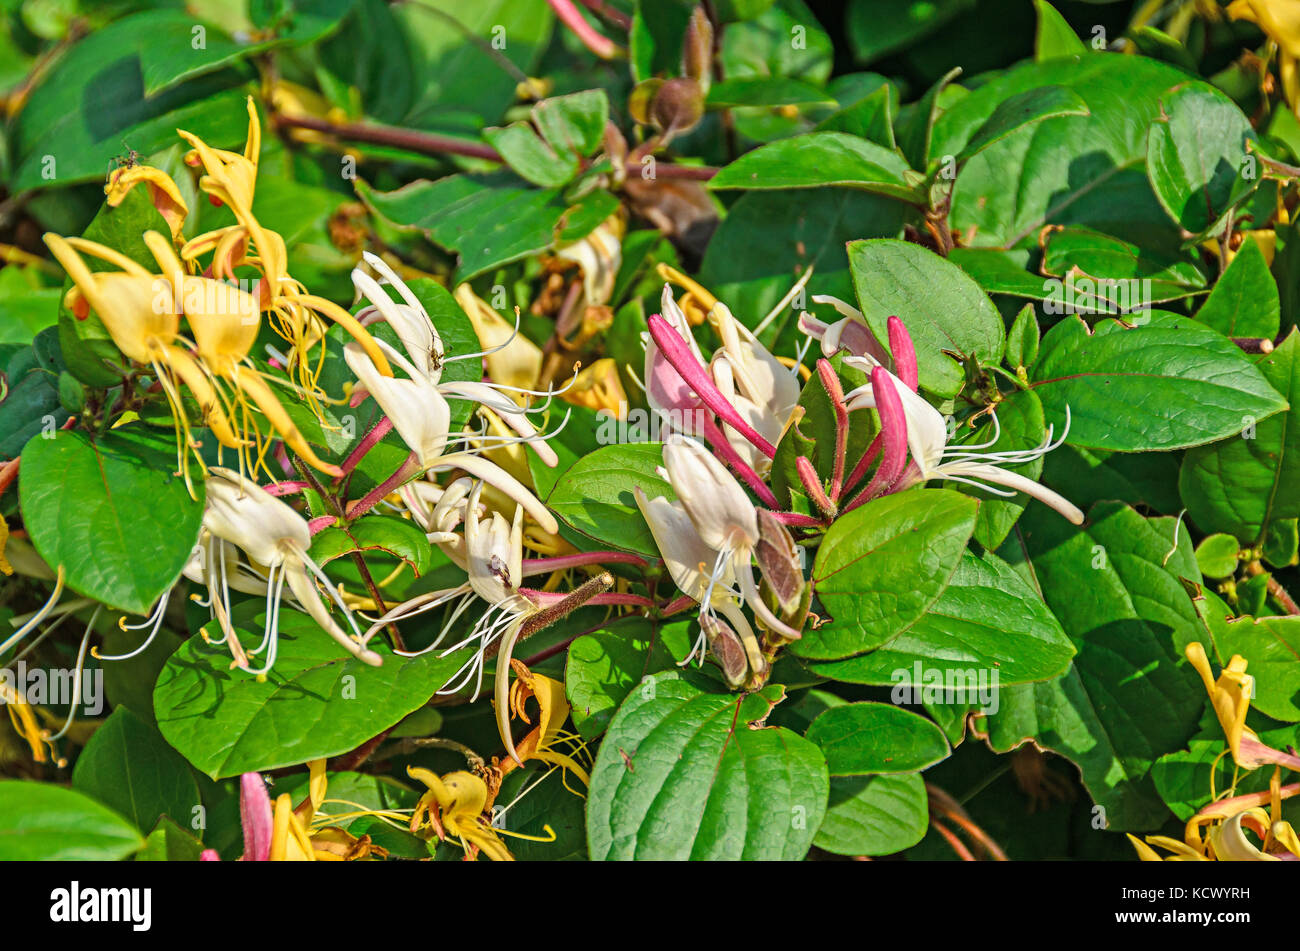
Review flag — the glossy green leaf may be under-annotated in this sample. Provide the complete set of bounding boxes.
[1147,82,1258,238]
[154,610,473,778]
[565,617,682,740]
[1179,332,1300,543]
[796,488,978,660]
[955,85,1089,164]
[709,132,920,204]
[1194,533,1240,578]
[586,673,828,860]
[0,781,144,860]
[813,772,928,856]
[1030,316,1288,451]
[848,239,1005,398]
[72,707,201,835]
[546,443,674,557]
[1195,236,1281,339]
[1034,0,1086,61]
[808,549,1075,687]
[19,428,204,614]
[309,515,435,578]
[805,701,950,775]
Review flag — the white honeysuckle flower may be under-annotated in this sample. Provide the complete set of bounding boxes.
[363,482,538,701]
[841,357,1085,525]
[655,437,801,645]
[344,337,559,535]
[203,467,382,674]
[353,253,443,382]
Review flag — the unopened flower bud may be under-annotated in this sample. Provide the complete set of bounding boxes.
[701,613,749,688]
[649,78,705,140]
[756,508,805,613]
[682,6,713,87]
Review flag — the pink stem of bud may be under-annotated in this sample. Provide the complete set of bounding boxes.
[817,359,849,501]
[796,455,836,518]
[521,551,649,576]
[546,0,619,58]
[341,416,394,475]
[647,314,777,459]
[844,367,908,513]
[700,416,780,508]
[887,316,919,392]
[660,594,699,616]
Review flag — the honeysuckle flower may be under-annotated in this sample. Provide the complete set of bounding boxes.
[499,662,592,790]
[105,164,189,242]
[176,98,393,388]
[454,283,544,391]
[554,214,624,307]
[1228,0,1300,110]
[834,316,1084,524]
[203,468,381,675]
[1186,641,1300,770]
[1130,768,1300,861]
[343,337,558,535]
[407,766,514,861]
[562,357,628,415]
[634,483,768,673]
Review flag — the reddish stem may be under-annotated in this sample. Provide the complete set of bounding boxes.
[341,416,394,475]
[345,452,420,520]
[547,0,619,58]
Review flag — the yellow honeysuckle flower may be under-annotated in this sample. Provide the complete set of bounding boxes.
[499,662,592,790]
[454,284,544,392]
[1229,0,1300,110]
[554,214,624,307]
[0,513,12,577]
[656,262,716,326]
[1186,641,1260,768]
[105,164,190,242]
[407,766,515,861]
[562,357,628,416]
[177,98,392,390]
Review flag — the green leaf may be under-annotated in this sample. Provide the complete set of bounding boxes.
[1194,533,1240,578]
[154,610,473,779]
[985,501,1206,829]
[706,77,835,109]
[814,772,928,856]
[0,781,144,860]
[1034,0,1087,61]
[848,239,1005,398]
[586,672,828,860]
[565,617,680,740]
[933,56,1189,251]
[19,428,204,614]
[697,188,904,332]
[136,816,206,861]
[1030,316,1288,451]
[1179,332,1300,542]
[808,549,1075,687]
[533,89,609,158]
[1147,82,1258,239]
[897,66,962,172]
[796,488,978,661]
[708,132,920,204]
[358,173,617,281]
[955,85,1089,164]
[1006,303,1039,369]
[805,701,950,775]
[847,0,973,64]
[72,707,201,835]
[308,515,434,578]
[483,122,577,188]
[546,443,674,558]
[816,83,897,148]
[1196,236,1281,340]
